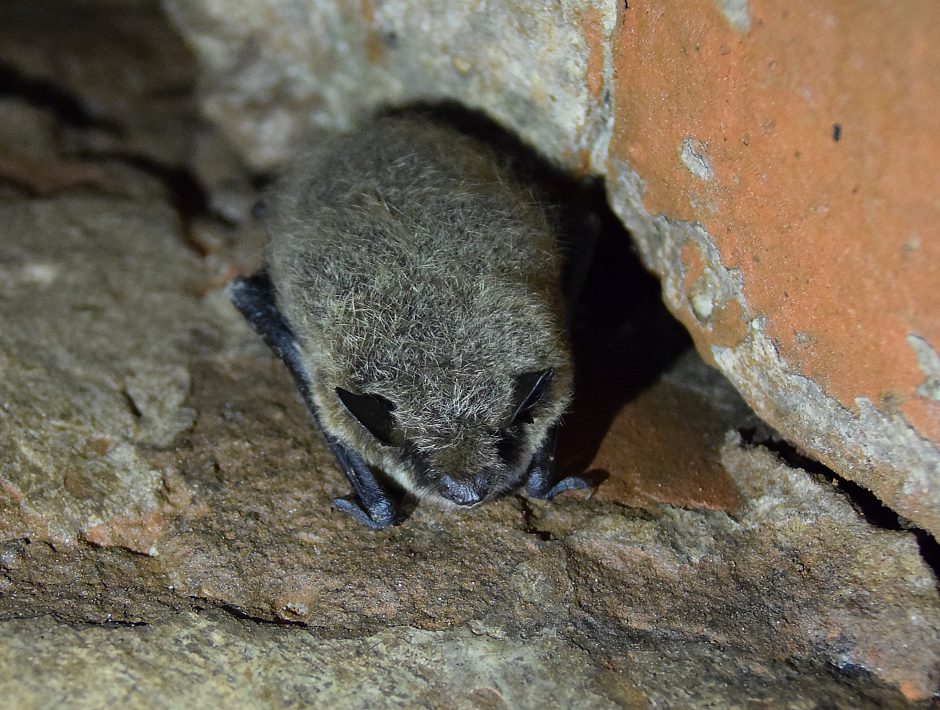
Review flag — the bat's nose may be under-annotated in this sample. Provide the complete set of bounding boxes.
[439,473,489,506]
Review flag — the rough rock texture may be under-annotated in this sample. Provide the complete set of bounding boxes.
[160,0,616,173]
[0,613,647,708]
[2,2,939,706]
[161,0,940,538]
[609,0,940,541]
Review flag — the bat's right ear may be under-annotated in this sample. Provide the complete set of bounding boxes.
[336,387,400,447]
[509,368,555,425]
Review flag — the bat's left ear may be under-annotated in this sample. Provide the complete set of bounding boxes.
[336,387,401,447]
[509,368,555,425]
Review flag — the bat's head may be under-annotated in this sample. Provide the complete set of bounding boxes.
[333,366,568,505]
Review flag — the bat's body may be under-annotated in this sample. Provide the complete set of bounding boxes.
[229,116,595,528]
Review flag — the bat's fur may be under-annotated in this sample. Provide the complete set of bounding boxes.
[263,116,572,504]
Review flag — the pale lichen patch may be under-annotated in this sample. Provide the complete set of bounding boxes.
[908,334,940,401]
[715,0,751,34]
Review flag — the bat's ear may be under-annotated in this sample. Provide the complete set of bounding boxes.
[336,387,400,446]
[509,368,555,425]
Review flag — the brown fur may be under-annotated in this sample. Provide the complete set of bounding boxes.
[264,116,572,502]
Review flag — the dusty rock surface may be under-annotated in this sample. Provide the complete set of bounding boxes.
[1,2,938,707]
[161,0,940,539]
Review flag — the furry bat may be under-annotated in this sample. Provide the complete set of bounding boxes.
[228,116,597,529]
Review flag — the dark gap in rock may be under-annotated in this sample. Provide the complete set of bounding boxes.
[121,388,144,419]
[914,531,940,582]
[0,172,40,198]
[69,615,150,629]
[739,427,940,581]
[556,207,694,477]
[0,58,220,252]
[0,609,149,628]
[0,61,122,133]
[0,612,46,623]
[76,149,213,230]
[197,600,309,628]
[517,498,554,542]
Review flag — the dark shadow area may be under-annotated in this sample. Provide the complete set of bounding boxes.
[0,61,122,132]
[0,63,216,247]
[739,428,940,582]
[556,212,694,477]
[77,149,213,227]
[0,0,222,251]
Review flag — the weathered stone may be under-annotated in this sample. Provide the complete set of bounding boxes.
[566,439,940,700]
[609,164,940,541]
[0,613,632,708]
[0,610,920,709]
[0,196,199,551]
[160,0,617,172]
[0,0,198,168]
[1,2,939,705]
[1,159,937,697]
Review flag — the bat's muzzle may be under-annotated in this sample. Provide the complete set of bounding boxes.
[438,472,491,506]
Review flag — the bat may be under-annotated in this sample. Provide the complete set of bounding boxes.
[228,116,597,529]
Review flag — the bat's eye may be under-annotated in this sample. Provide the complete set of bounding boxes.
[508,368,554,426]
[336,387,401,446]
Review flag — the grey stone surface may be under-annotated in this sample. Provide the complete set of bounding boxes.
[0,0,197,168]
[161,0,617,172]
[0,196,199,550]
[0,608,925,709]
[0,613,643,709]
[0,1,938,706]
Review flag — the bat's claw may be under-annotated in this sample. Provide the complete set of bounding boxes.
[332,496,401,530]
[525,470,605,501]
